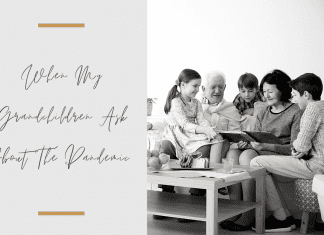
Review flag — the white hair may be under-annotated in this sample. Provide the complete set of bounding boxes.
[202,70,226,87]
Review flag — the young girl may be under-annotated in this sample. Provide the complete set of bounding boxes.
[162,68,224,164]
[157,69,224,199]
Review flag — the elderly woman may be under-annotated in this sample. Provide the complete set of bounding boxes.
[225,69,302,230]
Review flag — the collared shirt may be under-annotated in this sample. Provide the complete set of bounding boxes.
[233,90,264,115]
[201,97,218,106]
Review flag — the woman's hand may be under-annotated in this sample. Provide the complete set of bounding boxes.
[204,126,217,140]
[250,142,264,151]
[238,141,248,150]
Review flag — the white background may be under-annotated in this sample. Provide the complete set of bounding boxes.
[0,0,146,234]
[148,0,324,116]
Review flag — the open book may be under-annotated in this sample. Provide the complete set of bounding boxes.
[215,130,284,144]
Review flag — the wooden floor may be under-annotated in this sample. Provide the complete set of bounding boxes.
[148,215,324,235]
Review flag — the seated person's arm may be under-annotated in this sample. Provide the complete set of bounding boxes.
[293,104,320,153]
[250,142,292,155]
[170,99,215,140]
[196,101,211,127]
[195,125,218,140]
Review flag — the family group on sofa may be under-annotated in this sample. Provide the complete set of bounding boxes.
[150,68,324,233]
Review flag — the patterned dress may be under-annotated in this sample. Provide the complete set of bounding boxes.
[163,96,223,160]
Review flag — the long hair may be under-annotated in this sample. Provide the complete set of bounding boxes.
[164,69,201,114]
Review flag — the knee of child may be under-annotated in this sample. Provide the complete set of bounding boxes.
[239,150,257,165]
[161,140,173,149]
[161,140,176,158]
[226,148,241,157]
[239,156,250,166]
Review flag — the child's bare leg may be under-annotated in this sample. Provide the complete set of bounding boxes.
[209,141,223,163]
[221,139,230,159]
[226,150,242,200]
[234,149,258,226]
[226,149,242,200]
[226,148,241,164]
[223,148,242,222]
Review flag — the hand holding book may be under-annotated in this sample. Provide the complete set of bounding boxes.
[250,141,267,151]
[204,126,217,140]
[237,141,249,150]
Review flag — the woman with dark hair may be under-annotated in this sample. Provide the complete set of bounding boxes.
[248,69,301,155]
[222,69,302,231]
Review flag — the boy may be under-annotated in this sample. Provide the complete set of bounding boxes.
[233,73,264,115]
[250,73,324,233]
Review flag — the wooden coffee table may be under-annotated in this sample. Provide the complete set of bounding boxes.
[147,163,266,235]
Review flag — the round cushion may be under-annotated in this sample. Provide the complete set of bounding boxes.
[294,179,320,213]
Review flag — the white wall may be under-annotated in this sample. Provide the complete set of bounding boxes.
[148,0,324,115]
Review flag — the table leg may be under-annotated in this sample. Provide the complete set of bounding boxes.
[255,175,265,234]
[206,188,218,235]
